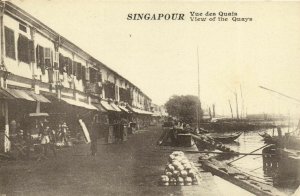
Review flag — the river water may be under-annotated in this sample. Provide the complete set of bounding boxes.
[221,124,299,195]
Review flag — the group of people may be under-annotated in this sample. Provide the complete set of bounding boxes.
[163,118,197,134]
[10,118,70,160]
[159,118,198,146]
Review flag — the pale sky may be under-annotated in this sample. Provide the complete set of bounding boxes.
[9,0,300,117]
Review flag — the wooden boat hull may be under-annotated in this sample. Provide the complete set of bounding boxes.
[211,133,242,143]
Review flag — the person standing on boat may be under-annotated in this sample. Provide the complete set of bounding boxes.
[183,124,194,133]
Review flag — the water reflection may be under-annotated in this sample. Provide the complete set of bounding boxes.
[220,125,299,194]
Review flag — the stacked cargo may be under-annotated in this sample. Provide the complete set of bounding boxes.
[159,151,200,186]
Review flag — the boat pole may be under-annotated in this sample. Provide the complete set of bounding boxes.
[184,150,274,156]
[228,143,272,165]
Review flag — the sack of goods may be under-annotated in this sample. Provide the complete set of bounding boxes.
[159,151,200,186]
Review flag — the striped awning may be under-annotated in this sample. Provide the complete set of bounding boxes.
[92,103,107,112]
[61,98,98,110]
[5,88,50,103]
[130,107,153,115]
[110,103,122,112]
[100,100,116,112]
[118,105,130,113]
[0,88,14,99]
[26,91,50,103]
[6,88,35,101]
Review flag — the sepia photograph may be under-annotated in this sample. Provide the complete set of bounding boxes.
[0,0,300,195]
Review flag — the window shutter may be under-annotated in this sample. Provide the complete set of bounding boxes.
[44,47,52,69]
[86,66,90,81]
[4,27,16,59]
[68,58,73,76]
[51,50,54,68]
[18,34,29,64]
[82,66,86,81]
[59,53,64,73]
[36,45,40,68]
[35,45,45,74]
[77,63,82,80]
[98,72,102,83]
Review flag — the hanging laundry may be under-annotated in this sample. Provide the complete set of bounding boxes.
[77,62,82,80]
[59,53,65,74]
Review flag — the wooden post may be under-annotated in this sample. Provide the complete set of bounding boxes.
[4,101,10,152]
[0,3,4,66]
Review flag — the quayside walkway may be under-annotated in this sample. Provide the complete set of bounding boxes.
[0,125,245,196]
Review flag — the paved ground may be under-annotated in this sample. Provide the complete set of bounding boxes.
[0,125,221,196]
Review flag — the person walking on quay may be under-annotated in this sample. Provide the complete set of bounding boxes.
[37,118,56,161]
[37,119,50,161]
[49,128,57,158]
[90,115,98,156]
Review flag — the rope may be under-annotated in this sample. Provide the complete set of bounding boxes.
[228,144,271,164]
[232,166,273,186]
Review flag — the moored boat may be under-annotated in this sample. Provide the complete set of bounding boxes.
[209,132,242,143]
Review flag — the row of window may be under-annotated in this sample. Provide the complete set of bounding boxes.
[4,26,103,84]
[4,26,149,103]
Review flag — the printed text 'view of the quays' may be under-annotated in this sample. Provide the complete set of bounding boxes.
[127,11,253,22]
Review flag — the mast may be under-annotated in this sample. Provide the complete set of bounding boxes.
[240,84,244,119]
[228,99,234,119]
[235,91,239,120]
[196,46,201,129]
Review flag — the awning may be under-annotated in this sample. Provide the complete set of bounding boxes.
[130,107,153,115]
[61,98,98,110]
[26,91,50,103]
[118,105,130,113]
[0,88,14,99]
[28,113,49,117]
[5,88,50,103]
[6,88,35,101]
[110,103,122,112]
[152,113,161,117]
[100,100,116,112]
[92,103,107,112]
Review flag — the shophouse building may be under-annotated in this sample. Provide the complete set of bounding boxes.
[0,1,152,152]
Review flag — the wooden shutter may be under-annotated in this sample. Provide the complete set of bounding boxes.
[86,66,90,81]
[82,66,86,82]
[77,63,82,80]
[59,53,64,74]
[4,27,16,59]
[18,34,30,63]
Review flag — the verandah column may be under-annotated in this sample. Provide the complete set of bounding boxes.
[0,3,10,152]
